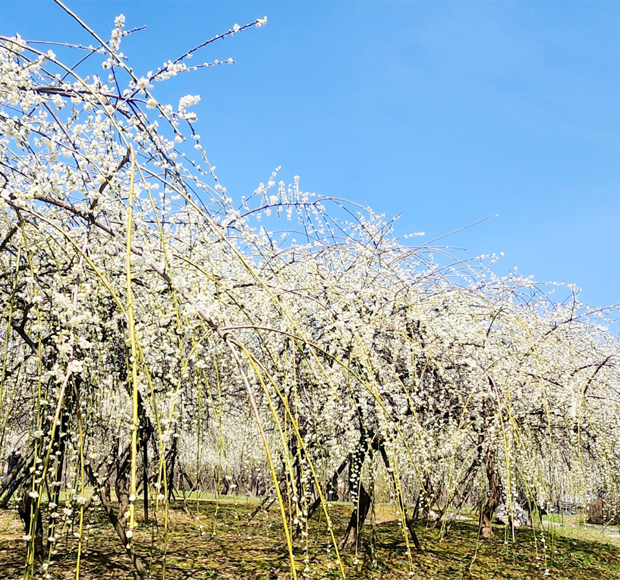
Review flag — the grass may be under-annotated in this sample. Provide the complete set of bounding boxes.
[540,513,620,546]
[1,499,620,579]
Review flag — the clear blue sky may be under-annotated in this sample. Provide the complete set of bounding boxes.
[4,1,620,308]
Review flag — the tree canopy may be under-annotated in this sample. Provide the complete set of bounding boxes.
[1,6,619,579]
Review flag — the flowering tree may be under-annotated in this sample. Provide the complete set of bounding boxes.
[1,4,620,580]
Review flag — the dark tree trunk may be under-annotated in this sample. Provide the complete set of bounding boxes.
[220,476,230,496]
[339,434,371,550]
[339,483,371,550]
[166,437,178,502]
[0,451,32,508]
[375,437,422,552]
[432,433,484,531]
[405,515,423,552]
[115,453,131,525]
[18,492,44,561]
[141,424,150,522]
[304,453,350,524]
[86,463,149,579]
[480,449,501,538]
[368,467,377,569]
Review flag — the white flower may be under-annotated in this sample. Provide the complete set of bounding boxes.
[136,77,152,90]
[69,360,84,374]
[178,94,200,113]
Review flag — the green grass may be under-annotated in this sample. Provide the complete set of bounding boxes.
[540,513,620,545]
[1,500,620,579]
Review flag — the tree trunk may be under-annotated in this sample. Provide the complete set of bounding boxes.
[405,514,423,552]
[375,438,422,552]
[141,426,150,522]
[339,483,371,550]
[18,492,44,560]
[431,433,484,531]
[115,453,131,525]
[86,463,149,579]
[480,449,501,538]
[368,468,377,569]
[166,437,178,502]
[304,453,350,524]
[0,451,32,508]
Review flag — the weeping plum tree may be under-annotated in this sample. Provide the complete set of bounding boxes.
[1,4,620,580]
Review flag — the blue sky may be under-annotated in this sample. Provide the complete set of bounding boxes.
[3,1,620,308]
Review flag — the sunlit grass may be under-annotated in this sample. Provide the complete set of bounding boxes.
[2,502,620,579]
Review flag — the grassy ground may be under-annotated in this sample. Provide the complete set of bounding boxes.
[1,498,620,579]
[541,513,620,544]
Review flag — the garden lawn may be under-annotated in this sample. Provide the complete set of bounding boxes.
[1,500,620,579]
